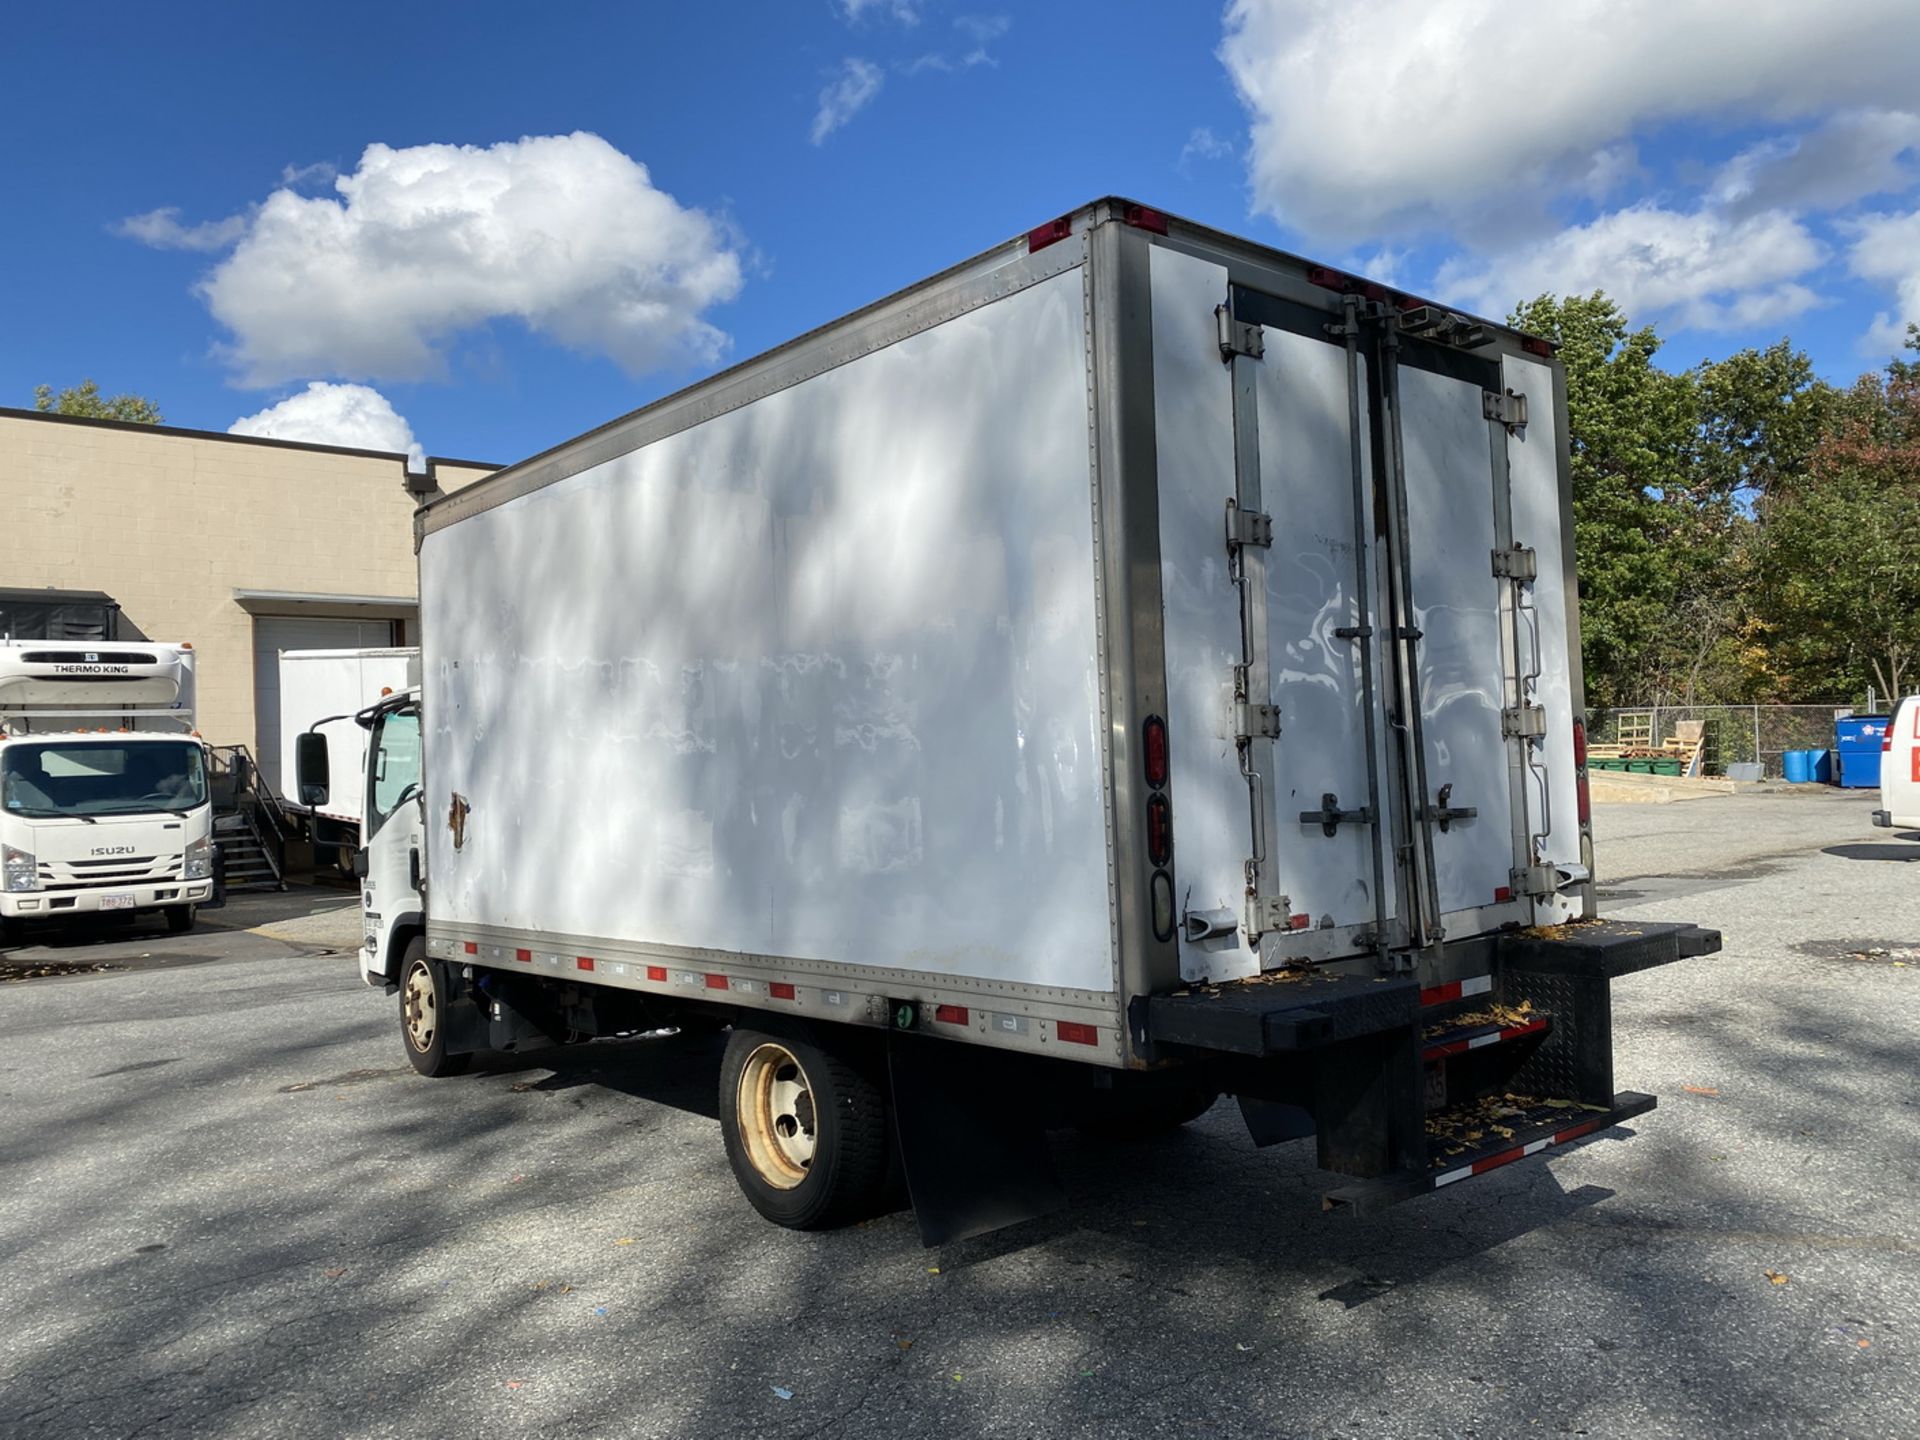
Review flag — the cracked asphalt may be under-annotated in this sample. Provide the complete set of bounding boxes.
[2,788,1917,1438]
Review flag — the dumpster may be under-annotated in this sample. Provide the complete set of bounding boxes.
[1835,715,1889,789]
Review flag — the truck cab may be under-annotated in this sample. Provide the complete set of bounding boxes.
[297,685,423,986]
[0,641,215,939]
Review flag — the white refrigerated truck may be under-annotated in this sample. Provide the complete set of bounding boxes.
[276,647,419,864]
[1,640,216,941]
[305,198,1719,1241]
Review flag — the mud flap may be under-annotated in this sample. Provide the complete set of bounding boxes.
[886,1032,1066,1247]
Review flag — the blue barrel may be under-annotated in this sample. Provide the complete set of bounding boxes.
[1783,749,1813,783]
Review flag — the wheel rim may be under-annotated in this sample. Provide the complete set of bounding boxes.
[736,1042,818,1189]
[402,959,436,1054]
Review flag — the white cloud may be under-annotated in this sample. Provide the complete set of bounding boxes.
[1178,126,1234,173]
[1221,0,1920,244]
[170,133,742,387]
[835,0,918,23]
[906,14,1009,72]
[1438,205,1826,332]
[230,382,425,470]
[114,206,251,252]
[1713,110,1920,218]
[1847,208,1920,355]
[279,160,337,189]
[812,59,884,144]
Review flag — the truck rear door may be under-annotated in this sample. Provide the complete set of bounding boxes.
[1151,246,1578,982]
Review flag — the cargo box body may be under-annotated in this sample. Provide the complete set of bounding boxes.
[276,647,419,826]
[416,199,1595,1070]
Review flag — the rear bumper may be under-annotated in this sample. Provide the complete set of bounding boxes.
[1497,917,1722,978]
[2,882,210,919]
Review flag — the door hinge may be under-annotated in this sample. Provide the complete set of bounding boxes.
[1216,304,1265,362]
[1491,544,1538,580]
[1511,863,1560,899]
[1245,892,1292,940]
[1225,499,1273,553]
[1235,702,1283,741]
[1483,388,1528,431]
[1501,704,1548,740]
[1299,792,1373,838]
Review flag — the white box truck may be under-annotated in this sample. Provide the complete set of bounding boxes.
[1,640,216,940]
[276,647,419,865]
[303,198,1719,1241]
[1874,695,1920,830]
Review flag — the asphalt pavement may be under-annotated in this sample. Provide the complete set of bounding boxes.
[2,788,1916,1439]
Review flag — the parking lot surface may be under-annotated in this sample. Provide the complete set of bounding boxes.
[2,788,1916,1439]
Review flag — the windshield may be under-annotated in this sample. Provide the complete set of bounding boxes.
[1,740,209,818]
[366,708,421,838]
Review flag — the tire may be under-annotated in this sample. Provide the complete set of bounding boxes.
[164,905,196,935]
[719,1022,892,1230]
[1071,1080,1218,1140]
[399,939,472,1078]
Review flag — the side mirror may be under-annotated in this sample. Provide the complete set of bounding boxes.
[295,731,331,807]
[352,848,370,879]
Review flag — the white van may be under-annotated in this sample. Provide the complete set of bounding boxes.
[1874,695,1920,829]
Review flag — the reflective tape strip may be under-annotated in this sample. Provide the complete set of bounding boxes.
[1419,974,1492,1007]
[1426,1016,1551,1059]
[1433,1114,1615,1189]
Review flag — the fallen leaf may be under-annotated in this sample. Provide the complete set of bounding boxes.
[323,1267,347,1279]
[1683,1086,1720,1097]
[897,1339,914,1351]
[614,1237,635,1246]
[926,1266,941,1275]
[1765,1270,1788,1285]
[505,1380,524,1390]
[1858,1339,1871,1349]
[951,1373,964,1383]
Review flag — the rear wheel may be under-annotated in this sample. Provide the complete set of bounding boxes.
[719,1023,892,1229]
[400,939,472,1077]
[164,905,196,935]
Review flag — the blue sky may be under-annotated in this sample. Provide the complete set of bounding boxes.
[5,1,1918,467]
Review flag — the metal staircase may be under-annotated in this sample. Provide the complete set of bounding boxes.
[208,745,287,892]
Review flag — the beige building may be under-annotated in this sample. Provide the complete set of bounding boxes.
[2,406,497,791]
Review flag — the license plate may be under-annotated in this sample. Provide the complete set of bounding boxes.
[98,893,136,911]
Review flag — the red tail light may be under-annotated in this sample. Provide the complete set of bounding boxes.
[1883,728,1894,754]
[1573,720,1592,826]
[1121,204,1169,235]
[1143,715,1169,789]
[1056,1021,1098,1046]
[933,1004,969,1026]
[1146,794,1173,865]
[1027,215,1073,252]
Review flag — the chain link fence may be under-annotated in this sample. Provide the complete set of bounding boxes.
[1586,704,1868,779]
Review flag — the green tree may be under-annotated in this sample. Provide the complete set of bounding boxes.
[1508,293,1695,707]
[32,378,162,424]
[1756,343,1920,702]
